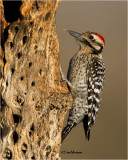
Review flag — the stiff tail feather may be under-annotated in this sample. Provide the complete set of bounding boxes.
[83,115,90,141]
[61,123,76,142]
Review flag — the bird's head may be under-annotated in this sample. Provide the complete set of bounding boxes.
[66,30,105,54]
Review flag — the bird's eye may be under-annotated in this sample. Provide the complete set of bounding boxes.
[89,35,94,39]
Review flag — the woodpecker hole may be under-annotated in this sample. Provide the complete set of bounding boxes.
[31,156,35,160]
[39,69,42,75]
[31,81,35,86]
[30,22,34,27]
[46,145,52,157]
[23,36,28,45]
[29,123,35,137]
[46,151,50,157]
[6,81,8,87]
[38,27,43,35]
[10,42,13,48]
[34,45,38,50]
[21,143,27,154]
[3,148,12,159]
[37,137,42,146]
[29,62,32,68]
[45,12,50,21]
[50,104,59,110]
[50,104,55,110]
[17,95,24,106]
[31,124,34,132]
[15,26,19,33]
[13,131,19,144]
[17,52,22,59]
[11,68,15,74]
[46,145,51,151]
[13,114,21,124]
[20,76,24,81]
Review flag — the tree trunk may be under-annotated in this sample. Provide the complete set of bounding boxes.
[0,1,72,159]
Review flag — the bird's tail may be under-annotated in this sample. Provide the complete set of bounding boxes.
[61,123,76,142]
[83,115,90,141]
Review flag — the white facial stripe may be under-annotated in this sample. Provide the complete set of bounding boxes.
[92,34,104,47]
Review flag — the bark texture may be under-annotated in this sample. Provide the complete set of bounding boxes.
[0,1,72,159]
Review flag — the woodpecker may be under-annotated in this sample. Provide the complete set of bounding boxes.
[61,30,105,142]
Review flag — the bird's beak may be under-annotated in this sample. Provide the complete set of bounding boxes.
[66,30,84,41]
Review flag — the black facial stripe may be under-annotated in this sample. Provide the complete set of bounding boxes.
[81,39,103,54]
[90,41,103,54]
[93,45,103,54]
[82,39,95,50]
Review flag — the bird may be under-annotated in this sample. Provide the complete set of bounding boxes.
[61,30,105,142]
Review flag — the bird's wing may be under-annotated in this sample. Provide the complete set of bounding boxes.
[87,57,105,127]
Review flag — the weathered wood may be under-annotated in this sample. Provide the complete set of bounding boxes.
[0,1,72,159]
